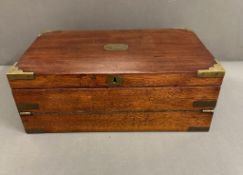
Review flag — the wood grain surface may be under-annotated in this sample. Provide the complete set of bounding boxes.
[21,111,212,132]
[13,86,220,112]
[9,73,223,89]
[16,29,216,74]
[8,29,224,132]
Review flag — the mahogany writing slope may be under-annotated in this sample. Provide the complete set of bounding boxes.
[6,29,225,133]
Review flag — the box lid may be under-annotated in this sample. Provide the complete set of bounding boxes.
[17,29,217,74]
[8,29,225,88]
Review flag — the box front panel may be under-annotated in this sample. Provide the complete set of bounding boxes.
[21,111,212,133]
[11,86,218,132]
[12,86,220,113]
[9,73,223,89]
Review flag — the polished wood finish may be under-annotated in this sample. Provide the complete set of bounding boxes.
[9,73,223,89]
[13,86,219,112]
[21,111,212,132]
[17,29,215,75]
[7,29,224,133]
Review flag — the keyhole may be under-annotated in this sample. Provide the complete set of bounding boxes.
[107,75,122,86]
[112,77,117,84]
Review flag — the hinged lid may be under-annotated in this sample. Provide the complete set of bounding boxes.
[7,29,225,88]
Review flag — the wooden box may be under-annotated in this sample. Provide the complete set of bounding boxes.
[6,29,225,133]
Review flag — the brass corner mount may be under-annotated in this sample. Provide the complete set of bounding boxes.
[38,30,62,37]
[6,62,34,80]
[197,60,225,78]
[175,27,194,32]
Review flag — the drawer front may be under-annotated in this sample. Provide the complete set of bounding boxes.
[13,86,220,113]
[21,111,212,133]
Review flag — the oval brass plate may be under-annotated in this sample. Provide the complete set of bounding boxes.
[104,43,128,51]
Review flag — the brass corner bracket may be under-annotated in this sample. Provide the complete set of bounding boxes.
[38,30,62,37]
[175,27,194,32]
[6,62,34,80]
[37,30,53,37]
[197,60,225,78]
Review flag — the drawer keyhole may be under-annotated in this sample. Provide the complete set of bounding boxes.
[112,77,117,84]
[107,75,122,86]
